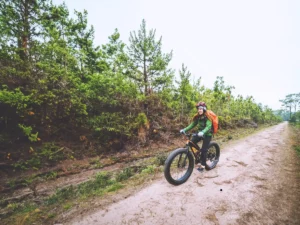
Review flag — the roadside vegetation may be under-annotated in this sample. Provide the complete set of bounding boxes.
[0,0,281,171]
[290,122,300,158]
[280,93,300,157]
[1,151,166,225]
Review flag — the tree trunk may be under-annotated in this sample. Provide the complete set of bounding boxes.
[143,56,147,96]
[143,55,148,113]
[181,96,183,122]
[20,0,30,61]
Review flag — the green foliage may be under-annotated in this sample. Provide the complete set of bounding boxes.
[46,171,117,204]
[25,157,41,169]
[13,143,64,171]
[0,0,282,160]
[291,123,300,157]
[6,202,37,214]
[46,185,76,205]
[280,93,300,120]
[135,113,148,127]
[106,183,124,192]
[47,213,57,219]
[173,64,195,119]
[76,172,114,197]
[13,161,29,170]
[89,112,132,137]
[38,142,64,161]
[0,86,32,111]
[63,202,73,210]
[128,19,173,95]
[295,145,300,157]
[6,202,21,212]
[90,161,103,169]
[18,124,39,142]
[116,168,133,182]
[7,179,17,188]
[141,165,156,174]
[155,152,168,166]
[290,111,300,123]
[45,171,58,180]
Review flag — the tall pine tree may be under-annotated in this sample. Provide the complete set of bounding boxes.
[128,19,173,96]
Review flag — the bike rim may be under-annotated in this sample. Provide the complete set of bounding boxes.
[169,152,190,182]
[206,145,219,167]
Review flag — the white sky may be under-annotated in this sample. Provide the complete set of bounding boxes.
[53,0,300,110]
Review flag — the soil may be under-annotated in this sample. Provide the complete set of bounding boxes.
[0,138,182,200]
[65,122,300,225]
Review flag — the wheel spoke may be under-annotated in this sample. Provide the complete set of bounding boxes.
[206,146,217,166]
[164,148,194,185]
[169,153,190,181]
[205,143,220,169]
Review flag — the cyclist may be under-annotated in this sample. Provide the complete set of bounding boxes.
[180,101,212,172]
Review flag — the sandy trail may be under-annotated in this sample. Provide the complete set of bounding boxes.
[67,122,300,225]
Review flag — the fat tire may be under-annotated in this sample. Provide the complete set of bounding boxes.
[164,148,194,185]
[205,142,220,170]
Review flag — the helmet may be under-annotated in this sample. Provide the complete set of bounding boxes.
[195,101,207,111]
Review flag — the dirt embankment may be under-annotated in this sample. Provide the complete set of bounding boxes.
[67,122,300,225]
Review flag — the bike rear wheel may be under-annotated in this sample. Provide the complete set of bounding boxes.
[205,142,220,170]
[164,148,194,185]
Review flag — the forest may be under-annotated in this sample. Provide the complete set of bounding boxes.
[0,0,293,175]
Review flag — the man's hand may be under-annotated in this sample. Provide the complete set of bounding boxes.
[180,129,185,134]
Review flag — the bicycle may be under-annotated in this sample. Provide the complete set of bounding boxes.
[164,132,220,185]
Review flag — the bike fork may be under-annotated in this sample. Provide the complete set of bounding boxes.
[177,148,189,167]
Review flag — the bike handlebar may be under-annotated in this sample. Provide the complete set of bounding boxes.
[181,132,199,138]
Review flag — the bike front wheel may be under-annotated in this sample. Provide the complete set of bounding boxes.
[164,148,194,185]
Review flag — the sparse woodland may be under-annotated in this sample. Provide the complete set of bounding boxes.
[0,0,283,172]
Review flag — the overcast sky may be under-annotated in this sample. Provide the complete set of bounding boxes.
[53,0,300,110]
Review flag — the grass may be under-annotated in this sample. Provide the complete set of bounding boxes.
[2,165,160,225]
[141,165,156,174]
[45,170,134,206]
[295,146,300,157]
[63,202,73,210]
[46,185,76,205]
[290,122,300,158]
[90,161,103,169]
[44,171,58,180]
[154,152,168,166]
[12,143,67,171]
[116,168,133,182]
[106,183,124,192]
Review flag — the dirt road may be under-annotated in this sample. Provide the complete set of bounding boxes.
[67,122,300,225]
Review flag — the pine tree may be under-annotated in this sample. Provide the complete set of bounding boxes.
[128,19,173,96]
[176,64,194,120]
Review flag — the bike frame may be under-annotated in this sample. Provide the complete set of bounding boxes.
[182,133,203,162]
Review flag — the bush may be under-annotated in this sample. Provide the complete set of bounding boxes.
[116,168,133,182]
[155,152,168,166]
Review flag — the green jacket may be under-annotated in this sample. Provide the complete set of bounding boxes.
[183,115,212,137]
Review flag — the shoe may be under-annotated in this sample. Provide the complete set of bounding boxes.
[197,164,205,172]
[197,167,204,172]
